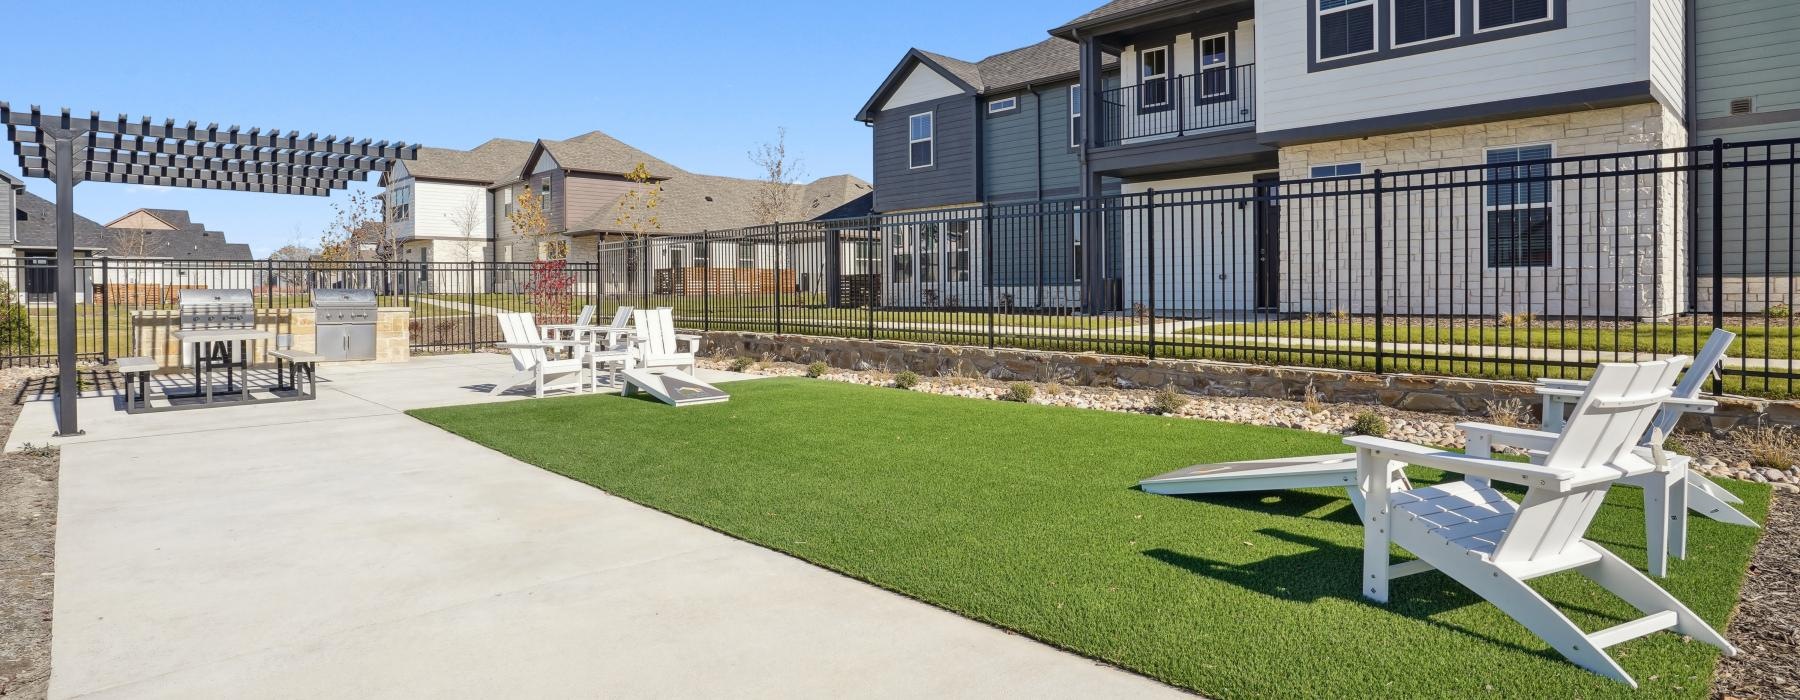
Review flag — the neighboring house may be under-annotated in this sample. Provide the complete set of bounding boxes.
[859,0,1777,318]
[101,208,255,261]
[379,131,875,294]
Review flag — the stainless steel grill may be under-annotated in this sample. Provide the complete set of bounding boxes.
[177,289,256,331]
[311,289,377,361]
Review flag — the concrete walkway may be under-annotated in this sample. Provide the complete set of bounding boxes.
[21,354,1177,699]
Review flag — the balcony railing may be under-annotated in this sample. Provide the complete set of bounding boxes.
[1097,64,1255,148]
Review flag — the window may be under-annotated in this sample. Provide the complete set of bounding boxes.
[1485,144,1554,268]
[908,112,934,169]
[987,97,1018,114]
[1392,0,1457,46]
[1309,162,1364,178]
[389,185,413,222]
[1139,47,1169,107]
[667,248,685,269]
[918,224,940,284]
[852,240,880,274]
[502,188,514,216]
[1477,0,1549,31]
[736,242,756,268]
[692,242,709,267]
[947,222,971,282]
[890,231,913,283]
[1317,0,1376,61]
[1069,85,1083,148]
[1198,34,1231,98]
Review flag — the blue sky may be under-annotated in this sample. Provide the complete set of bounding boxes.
[2,0,1099,256]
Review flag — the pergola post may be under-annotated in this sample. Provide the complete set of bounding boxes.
[50,129,84,436]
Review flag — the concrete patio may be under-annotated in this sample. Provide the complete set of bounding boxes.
[17,354,1176,699]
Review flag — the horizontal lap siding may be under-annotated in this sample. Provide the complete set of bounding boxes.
[1695,0,1800,118]
[411,181,488,239]
[563,175,647,233]
[984,91,1040,200]
[1694,0,1800,276]
[873,96,978,213]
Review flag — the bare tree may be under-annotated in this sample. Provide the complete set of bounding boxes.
[318,191,394,263]
[107,228,157,259]
[609,163,664,291]
[269,241,319,289]
[748,127,807,225]
[444,195,485,262]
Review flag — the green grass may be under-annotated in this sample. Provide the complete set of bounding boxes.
[411,379,1768,699]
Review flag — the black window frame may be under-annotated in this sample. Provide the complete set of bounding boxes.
[1308,0,1565,73]
[1484,144,1555,269]
[1476,0,1551,32]
[1316,0,1378,63]
[1391,0,1459,48]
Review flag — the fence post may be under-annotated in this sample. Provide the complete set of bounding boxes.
[640,236,650,313]
[986,210,997,349]
[99,258,111,363]
[1146,189,1157,360]
[467,262,477,353]
[1373,169,1385,375]
[702,233,712,333]
[1710,138,1726,394]
[775,227,784,336]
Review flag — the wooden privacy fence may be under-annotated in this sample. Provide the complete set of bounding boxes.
[653,268,797,296]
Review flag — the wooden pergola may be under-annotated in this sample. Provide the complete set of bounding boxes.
[2,103,418,435]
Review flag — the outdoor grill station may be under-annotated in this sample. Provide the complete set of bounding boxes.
[0,102,417,434]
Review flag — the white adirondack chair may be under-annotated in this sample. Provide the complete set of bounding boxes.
[631,308,697,374]
[538,305,596,345]
[1347,359,1736,687]
[1461,330,1757,577]
[491,312,590,398]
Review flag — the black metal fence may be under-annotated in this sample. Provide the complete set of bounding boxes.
[2,137,1794,397]
[1099,64,1257,147]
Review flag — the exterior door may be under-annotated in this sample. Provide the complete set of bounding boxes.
[1254,173,1280,311]
[23,256,54,303]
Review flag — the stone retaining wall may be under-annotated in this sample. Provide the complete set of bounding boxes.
[697,331,1799,432]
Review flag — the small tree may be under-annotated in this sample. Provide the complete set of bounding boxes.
[108,228,157,259]
[319,191,392,262]
[507,187,563,260]
[748,127,806,225]
[269,242,319,291]
[444,196,485,262]
[609,163,663,292]
[0,279,36,356]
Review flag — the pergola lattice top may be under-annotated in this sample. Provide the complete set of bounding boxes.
[3,102,420,196]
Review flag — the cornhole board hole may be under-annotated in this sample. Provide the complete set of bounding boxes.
[1138,453,1358,496]
[622,368,730,407]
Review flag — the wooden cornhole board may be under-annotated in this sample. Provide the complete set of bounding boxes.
[622,368,730,407]
[1138,454,1358,495]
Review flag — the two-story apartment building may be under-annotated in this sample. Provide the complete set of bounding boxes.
[381,130,874,293]
[863,0,1787,318]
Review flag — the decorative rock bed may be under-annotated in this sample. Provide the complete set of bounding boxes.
[704,358,1800,491]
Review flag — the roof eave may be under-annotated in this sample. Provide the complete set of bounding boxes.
[855,49,980,122]
[1048,0,1227,41]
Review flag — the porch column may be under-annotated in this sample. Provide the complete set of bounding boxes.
[1077,34,1110,315]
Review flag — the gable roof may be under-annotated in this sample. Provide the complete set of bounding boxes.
[104,207,193,230]
[524,131,682,181]
[0,170,21,190]
[12,191,111,250]
[391,138,535,186]
[857,39,1117,121]
[1051,0,1185,35]
[574,173,874,235]
[134,228,254,260]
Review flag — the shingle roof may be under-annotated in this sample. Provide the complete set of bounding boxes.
[975,38,1116,93]
[139,229,254,260]
[1051,0,1189,34]
[916,50,988,91]
[12,191,111,250]
[537,131,682,180]
[574,174,874,235]
[137,208,192,229]
[0,170,21,189]
[400,138,535,185]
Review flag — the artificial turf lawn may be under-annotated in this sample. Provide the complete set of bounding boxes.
[410,379,1768,699]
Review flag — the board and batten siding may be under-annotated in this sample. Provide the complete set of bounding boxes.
[1253,0,1662,135]
[872,95,979,213]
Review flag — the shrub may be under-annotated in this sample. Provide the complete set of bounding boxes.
[729,356,756,373]
[894,371,920,390]
[1484,398,1531,428]
[1005,382,1035,403]
[1151,388,1189,416]
[1328,308,1352,322]
[1743,426,1799,471]
[1499,311,1538,326]
[1767,304,1793,319]
[1302,379,1325,415]
[1349,410,1389,437]
[806,361,828,378]
[0,279,35,356]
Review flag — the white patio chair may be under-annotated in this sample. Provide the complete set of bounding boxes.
[1347,359,1735,687]
[1462,330,1758,577]
[631,308,697,374]
[538,305,596,344]
[491,312,590,398]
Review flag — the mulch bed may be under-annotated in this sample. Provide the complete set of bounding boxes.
[0,379,57,699]
[1712,488,1800,699]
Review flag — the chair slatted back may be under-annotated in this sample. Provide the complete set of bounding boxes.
[634,308,678,357]
[573,305,596,328]
[496,313,547,370]
[1648,329,1735,440]
[608,305,635,329]
[1494,359,1687,564]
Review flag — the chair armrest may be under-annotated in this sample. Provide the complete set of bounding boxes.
[1456,422,1559,452]
[1664,396,1717,414]
[1344,435,1604,492]
[1535,386,1585,402]
[1536,378,1590,389]
[497,342,557,350]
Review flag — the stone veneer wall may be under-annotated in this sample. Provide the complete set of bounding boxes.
[698,330,1800,431]
[130,307,412,368]
[1276,102,1689,320]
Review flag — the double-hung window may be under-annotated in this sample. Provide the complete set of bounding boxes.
[1139,47,1169,107]
[1485,144,1554,268]
[1198,34,1230,98]
[908,112,934,169]
[1392,0,1457,46]
[1069,85,1083,148]
[1317,0,1376,61]
[1477,0,1550,31]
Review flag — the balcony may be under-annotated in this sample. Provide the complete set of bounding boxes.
[1097,64,1255,148]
